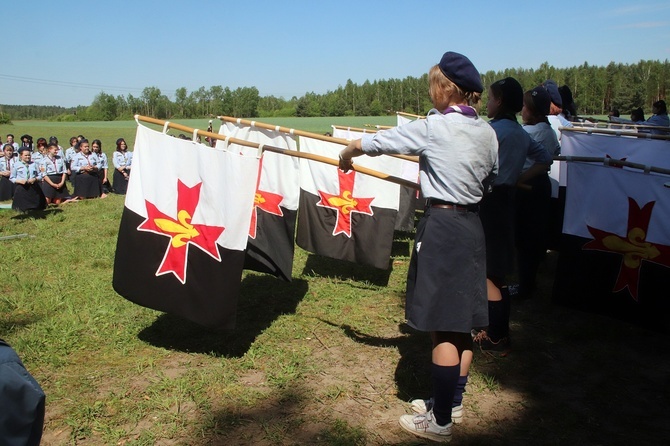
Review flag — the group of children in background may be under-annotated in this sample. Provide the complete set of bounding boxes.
[608,99,670,133]
[0,134,133,212]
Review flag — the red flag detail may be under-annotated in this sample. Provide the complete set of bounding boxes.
[249,157,284,239]
[137,179,225,283]
[584,198,670,301]
[316,169,374,237]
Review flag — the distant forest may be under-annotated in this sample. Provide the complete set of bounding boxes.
[1,60,668,122]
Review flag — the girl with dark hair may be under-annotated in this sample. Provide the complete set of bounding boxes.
[33,138,48,166]
[65,136,79,186]
[10,148,46,212]
[91,139,110,197]
[0,144,16,200]
[473,78,552,351]
[630,107,645,124]
[641,100,669,134]
[112,138,132,194]
[515,87,561,300]
[558,84,577,122]
[70,139,101,199]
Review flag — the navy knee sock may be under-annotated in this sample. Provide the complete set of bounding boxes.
[452,375,468,407]
[487,299,507,341]
[431,363,460,426]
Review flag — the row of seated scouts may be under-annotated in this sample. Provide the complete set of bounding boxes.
[0,135,133,212]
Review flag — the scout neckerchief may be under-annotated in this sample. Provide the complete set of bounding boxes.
[21,160,32,180]
[443,104,478,117]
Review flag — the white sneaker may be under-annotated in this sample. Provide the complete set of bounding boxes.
[410,398,463,424]
[399,410,452,443]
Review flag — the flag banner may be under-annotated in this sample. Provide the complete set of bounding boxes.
[218,122,299,281]
[296,136,400,269]
[113,124,259,329]
[397,114,414,127]
[331,126,419,232]
[553,161,670,330]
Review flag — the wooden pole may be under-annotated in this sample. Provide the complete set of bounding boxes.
[331,125,379,133]
[562,126,670,141]
[217,116,419,163]
[396,111,425,119]
[555,155,670,176]
[134,115,420,191]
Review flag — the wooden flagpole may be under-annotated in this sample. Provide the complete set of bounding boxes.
[555,155,670,176]
[562,126,670,141]
[217,116,419,163]
[396,111,425,119]
[331,125,379,133]
[134,115,420,191]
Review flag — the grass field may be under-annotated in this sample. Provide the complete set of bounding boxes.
[1,117,668,445]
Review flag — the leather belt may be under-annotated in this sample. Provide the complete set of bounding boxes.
[428,199,479,212]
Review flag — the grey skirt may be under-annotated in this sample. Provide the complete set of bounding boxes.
[405,206,488,333]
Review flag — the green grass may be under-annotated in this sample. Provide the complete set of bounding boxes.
[1,117,668,445]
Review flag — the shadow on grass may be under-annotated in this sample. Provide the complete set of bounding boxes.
[201,383,368,446]
[302,254,393,286]
[10,207,63,220]
[321,320,432,403]
[0,314,41,336]
[137,274,309,357]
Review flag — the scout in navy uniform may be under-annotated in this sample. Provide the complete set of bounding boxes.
[10,148,46,212]
[112,137,132,195]
[70,139,101,199]
[473,78,552,352]
[516,87,560,301]
[91,139,110,197]
[0,144,16,201]
[339,51,498,443]
[39,142,70,205]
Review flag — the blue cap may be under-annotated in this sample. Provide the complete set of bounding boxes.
[542,80,562,107]
[529,86,551,116]
[492,77,523,113]
[438,51,483,93]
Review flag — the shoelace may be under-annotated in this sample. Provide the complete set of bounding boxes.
[472,330,489,343]
[413,413,432,430]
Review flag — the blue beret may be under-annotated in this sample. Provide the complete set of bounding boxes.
[542,80,562,107]
[529,86,551,116]
[438,51,483,93]
[492,77,523,113]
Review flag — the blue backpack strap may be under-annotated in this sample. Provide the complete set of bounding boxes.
[0,338,46,446]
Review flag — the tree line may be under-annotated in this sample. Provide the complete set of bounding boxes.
[1,59,667,122]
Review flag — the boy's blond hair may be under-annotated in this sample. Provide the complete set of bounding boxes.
[429,65,481,108]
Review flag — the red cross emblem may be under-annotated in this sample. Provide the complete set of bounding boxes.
[249,158,284,239]
[137,180,225,284]
[583,198,670,300]
[316,169,374,237]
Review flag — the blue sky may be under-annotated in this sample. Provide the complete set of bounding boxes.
[2,0,669,107]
